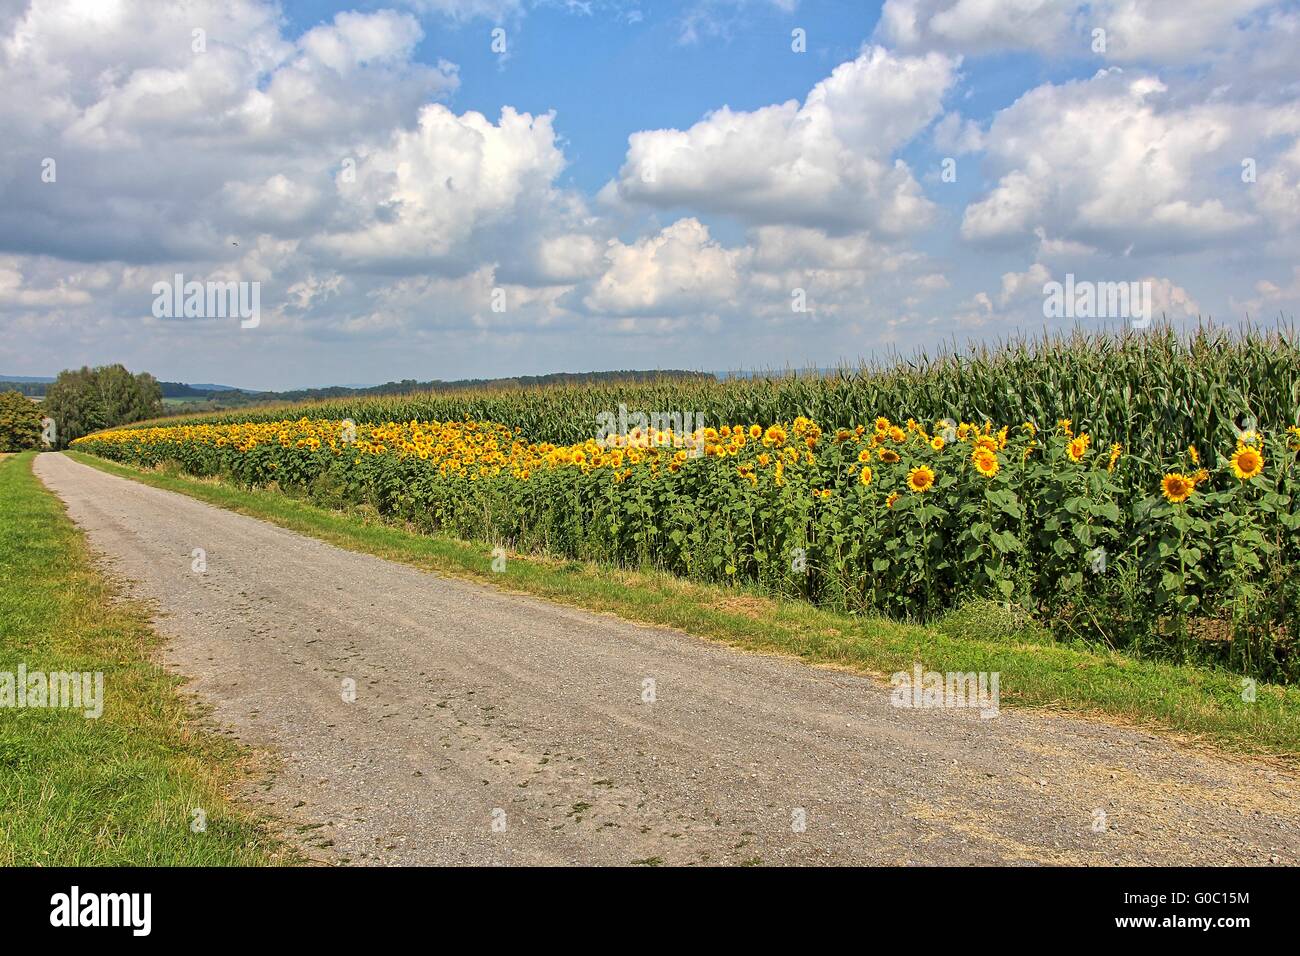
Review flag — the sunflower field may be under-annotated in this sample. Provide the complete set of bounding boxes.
[73,405,1300,681]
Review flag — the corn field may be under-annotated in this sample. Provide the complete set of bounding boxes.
[132,325,1300,488]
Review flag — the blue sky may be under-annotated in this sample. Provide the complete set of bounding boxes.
[1,0,1298,389]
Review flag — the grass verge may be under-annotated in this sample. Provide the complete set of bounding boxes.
[0,452,290,865]
[65,450,1300,760]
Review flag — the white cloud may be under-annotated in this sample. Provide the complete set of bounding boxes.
[317,104,568,268]
[1143,275,1202,319]
[0,256,93,308]
[998,262,1051,306]
[1232,266,1300,317]
[961,69,1258,253]
[582,218,744,317]
[876,0,1079,55]
[609,46,959,235]
[402,0,527,21]
[678,0,800,45]
[932,111,983,155]
[877,0,1278,63]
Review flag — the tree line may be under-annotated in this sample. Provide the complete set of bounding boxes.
[0,365,162,451]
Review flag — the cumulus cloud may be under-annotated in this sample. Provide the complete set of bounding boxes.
[582,218,745,317]
[876,0,1078,56]
[998,262,1051,306]
[961,69,1260,253]
[876,0,1278,63]
[316,104,568,270]
[607,46,959,236]
[0,1,461,265]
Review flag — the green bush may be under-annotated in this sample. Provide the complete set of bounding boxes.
[0,390,42,451]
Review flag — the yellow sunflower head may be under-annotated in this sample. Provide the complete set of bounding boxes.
[1230,445,1264,481]
[885,491,900,509]
[858,465,873,487]
[1067,434,1091,462]
[1161,472,1195,504]
[857,448,872,463]
[907,465,936,493]
[878,448,901,464]
[930,436,946,451]
[972,448,1000,478]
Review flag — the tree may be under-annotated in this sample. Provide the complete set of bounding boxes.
[0,390,43,451]
[42,365,164,448]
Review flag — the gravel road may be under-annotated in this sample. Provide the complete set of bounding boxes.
[35,452,1299,865]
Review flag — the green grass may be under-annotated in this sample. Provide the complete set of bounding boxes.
[0,452,289,865]
[66,451,1300,759]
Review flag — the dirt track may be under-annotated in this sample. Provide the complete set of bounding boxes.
[34,452,1300,865]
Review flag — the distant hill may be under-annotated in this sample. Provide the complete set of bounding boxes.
[188,383,261,393]
[4,377,252,398]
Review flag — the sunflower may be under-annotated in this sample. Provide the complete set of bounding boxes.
[1187,445,1200,466]
[1107,442,1122,472]
[930,436,946,451]
[879,448,901,464]
[764,424,787,446]
[1161,472,1195,504]
[875,417,891,434]
[907,465,936,493]
[857,448,872,463]
[749,424,763,439]
[858,465,874,487]
[972,448,1000,477]
[888,425,906,443]
[1066,434,1091,462]
[1230,445,1264,480]
[885,491,901,509]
